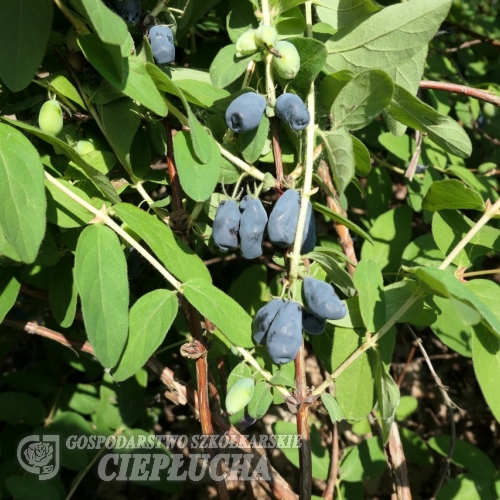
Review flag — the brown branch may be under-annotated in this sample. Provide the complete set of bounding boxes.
[317,160,358,275]
[444,22,500,49]
[322,421,339,500]
[295,340,312,500]
[4,319,297,500]
[419,81,500,107]
[386,423,412,500]
[406,326,458,500]
[165,122,184,229]
[271,117,284,186]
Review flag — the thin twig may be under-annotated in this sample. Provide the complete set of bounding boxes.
[272,117,284,185]
[444,22,500,49]
[386,423,412,500]
[405,131,422,181]
[439,196,500,270]
[406,326,456,500]
[295,339,312,500]
[317,161,357,276]
[419,81,500,107]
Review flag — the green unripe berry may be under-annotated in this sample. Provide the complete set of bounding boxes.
[235,30,259,58]
[225,378,255,415]
[66,26,80,52]
[38,100,63,136]
[273,41,300,79]
[255,25,278,48]
[483,102,497,119]
[76,140,96,155]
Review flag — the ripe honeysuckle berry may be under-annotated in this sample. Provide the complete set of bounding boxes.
[255,25,278,48]
[106,0,141,24]
[267,189,300,248]
[273,41,300,79]
[235,29,259,58]
[225,92,266,133]
[212,200,241,251]
[38,101,63,137]
[150,26,175,65]
[253,298,286,344]
[239,196,268,259]
[301,201,316,254]
[303,277,347,321]
[302,309,326,335]
[266,300,303,364]
[275,93,310,131]
[226,378,255,415]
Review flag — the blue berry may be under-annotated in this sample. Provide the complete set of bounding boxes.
[106,0,141,24]
[266,301,303,364]
[253,299,285,344]
[150,26,175,65]
[303,277,346,320]
[301,201,316,254]
[302,309,326,335]
[275,93,310,131]
[213,200,241,251]
[267,189,300,248]
[239,196,268,259]
[225,92,266,133]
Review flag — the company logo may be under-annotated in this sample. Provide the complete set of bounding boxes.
[17,435,60,480]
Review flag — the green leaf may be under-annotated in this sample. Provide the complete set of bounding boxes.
[228,264,267,315]
[430,296,472,357]
[0,0,53,92]
[332,328,375,420]
[44,72,86,109]
[183,278,253,347]
[411,267,500,339]
[79,35,168,116]
[272,421,330,480]
[98,98,142,178]
[332,70,394,131]
[387,86,472,158]
[5,476,59,500]
[146,63,213,163]
[370,350,400,444]
[428,434,495,479]
[353,259,386,332]
[340,437,386,482]
[0,269,20,323]
[238,116,270,164]
[226,0,258,43]
[173,131,220,201]
[384,280,426,325]
[0,123,46,264]
[174,79,231,111]
[113,290,178,382]
[308,252,356,297]
[316,0,380,29]
[45,179,94,228]
[361,206,412,273]
[432,211,500,269]
[312,202,373,243]
[286,38,328,100]
[0,392,46,425]
[321,128,355,196]
[74,0,128,46]
[352,136,371,177]
[472,323,500,424]
[325,0,451,73]
[321,393,344,423]
[400,428,434,467]
[113,203,211,283]
[209,45,255,89]
[395,395,418,421]
[49,257,78,328]
[306,246,356,267]
[0,116,120,204]
[74,225,129,368]
[247,380,273,419]
[423,180,483,211]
